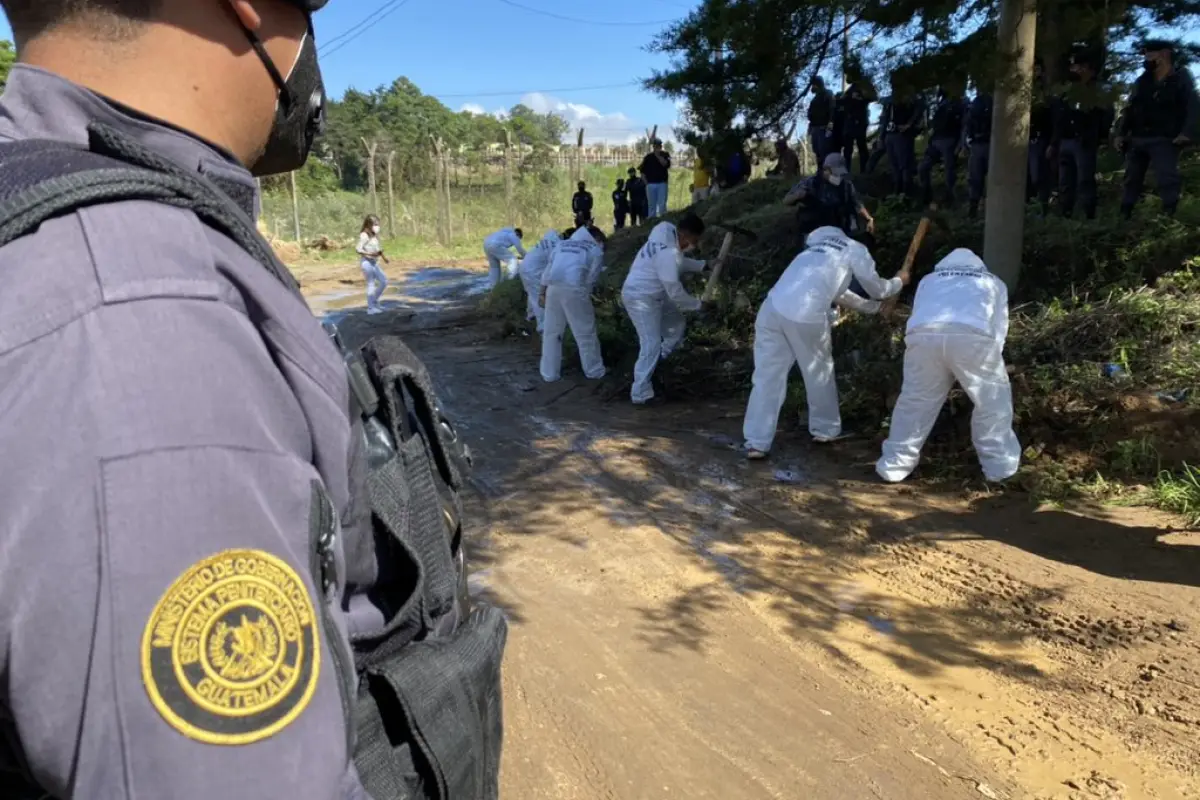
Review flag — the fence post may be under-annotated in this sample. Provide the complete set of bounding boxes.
[385,150,397,239]
[441,143,453,242]
[574,128,584,183]
[361,137,380,217]
[288,170,301,242]
[503,129,515,228]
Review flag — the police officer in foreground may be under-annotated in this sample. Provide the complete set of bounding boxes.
[1115,40,1199,218]
[1052,50,1115,220]
[919,83,967,206]
[0,1,505,798]
[963,81,994,219]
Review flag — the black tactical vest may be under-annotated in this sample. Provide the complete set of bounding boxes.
[0,123,506,800]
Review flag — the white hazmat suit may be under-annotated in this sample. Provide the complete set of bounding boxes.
[519,229,561,331]
[620,221,707,404]
[876,248,1020,483]
[743,227,902,453]
[540,227,607,382]
[483,227,526,287]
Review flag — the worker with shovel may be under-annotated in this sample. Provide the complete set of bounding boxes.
[621,212,710,405]
[742,227,909,459]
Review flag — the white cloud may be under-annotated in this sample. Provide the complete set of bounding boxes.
[459,103,487,115]
[519,92,646,145]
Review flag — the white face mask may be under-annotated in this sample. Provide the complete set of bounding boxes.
[372,225,381,235]
[827,172,843,186]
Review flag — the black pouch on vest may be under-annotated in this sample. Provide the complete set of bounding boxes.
[341,334,507,800]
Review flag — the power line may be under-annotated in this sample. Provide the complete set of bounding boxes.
[494,0,676,27]
[318,0,403,52]
[319,0,414,59]
[435,80,642,98]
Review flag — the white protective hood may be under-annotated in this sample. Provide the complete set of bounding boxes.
[933,247,989,273]
[804,226,846,249]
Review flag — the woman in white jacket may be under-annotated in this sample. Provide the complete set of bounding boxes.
[518,229,562,332]
[540,225,608,382]
[356,215,390,315]
[620,213,709,405]
[876,248,1020,483]
[743,227,908,458]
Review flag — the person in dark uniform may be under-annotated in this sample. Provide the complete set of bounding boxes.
[613,178,630,229]
[919,84,967,206]
[1052,51,1115,219]
[626,166,649,226]
[1027,58,1055,214]
[571,180,594,223]
[0,1,506,798]
[963,84,994,219]
[783,153,876,238]
[837,79,872,173]
[808,76,837,163]
[866,95,892,175]
[884,75,925,199]
[1115,40,1199,218]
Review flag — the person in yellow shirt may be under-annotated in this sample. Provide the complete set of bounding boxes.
[691,153,713,204]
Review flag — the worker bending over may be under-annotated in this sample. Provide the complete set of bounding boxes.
[519,229,562,332]
[742,227,906,458]
[621,213,709,405]
[540,225,609,382]
[876,248,1020,483]
[483,226,526,287]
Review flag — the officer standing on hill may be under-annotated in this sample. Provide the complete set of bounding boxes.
[919,83,967,206]
[613,177,630,229]
[963,82,994,219]
[884,74,925,200]
[1052,50,1115,220]
[1028,58,1056,214]
[837,78,872,173]
[0,1,505,798]
[808,76,837,163]
[572,180,595,224]
[626,166,649,226]
[1115,40,1199,218]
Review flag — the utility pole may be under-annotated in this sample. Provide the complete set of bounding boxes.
[288,170,301,242]
[983,0,1038,292]
[575,128,585,184]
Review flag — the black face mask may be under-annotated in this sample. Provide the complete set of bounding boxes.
[1143,58,1157,72]
[244,18,326,176]
[1067,72,1082,83]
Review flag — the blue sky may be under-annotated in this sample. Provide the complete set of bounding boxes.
[0,1,693,145]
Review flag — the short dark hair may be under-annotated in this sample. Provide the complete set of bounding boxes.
[586,226,607,245]
[513,228,524,238]
[2,0,162,41]
[1143,39,1174,54]
[677,211,705,237]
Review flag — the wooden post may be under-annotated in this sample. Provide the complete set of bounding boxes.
[385,151,397,239]
[503,129,515,228]
[288,170,301,242]
[361,137,380,217]
[575,128,585,183]
[983,0,1037,291]
[431,136,447,246]
[441,144,453,242]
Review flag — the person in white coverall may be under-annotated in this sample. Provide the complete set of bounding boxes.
[621,212,709,405]
[540,225,609,382]
[876,248,1020,483]
[483,226,526,287]
[743,226,908,458]
[519,229,562,332]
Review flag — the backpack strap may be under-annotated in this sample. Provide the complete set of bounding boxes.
[0,122,299,295]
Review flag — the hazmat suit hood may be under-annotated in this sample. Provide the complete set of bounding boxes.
[570,226,598,244]
[805,226,846,249]
[934,248,989,273]
[647,221,679,249]
[543,229,562,243]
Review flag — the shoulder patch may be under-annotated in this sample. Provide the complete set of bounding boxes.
[141,549,321,745]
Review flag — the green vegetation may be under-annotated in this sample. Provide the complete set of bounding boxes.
[483,153,1200,520]
[0,40,15,91]
[262,163,698,263]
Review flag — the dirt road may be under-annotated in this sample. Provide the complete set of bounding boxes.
[315,266,1200,800]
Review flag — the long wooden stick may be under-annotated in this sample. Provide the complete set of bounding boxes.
[702,231,736,302]
[900,203,937,274]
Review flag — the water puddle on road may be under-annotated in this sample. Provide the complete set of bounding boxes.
[307,266,492,326]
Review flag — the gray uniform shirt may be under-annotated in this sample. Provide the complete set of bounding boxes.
[0,65,373,798]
